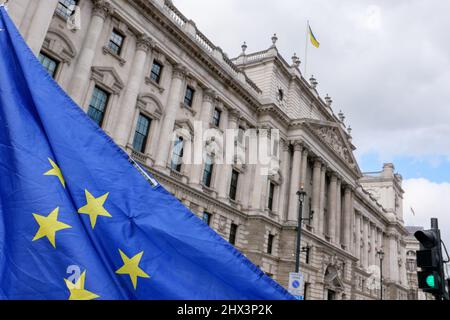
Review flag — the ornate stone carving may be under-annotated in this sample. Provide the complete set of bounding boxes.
[136,35,152,52]
[172,64,187,80]
[202,88,216,103]
[93,0,113,20]
[218,215,227,232]
[292,141,303,152]
[313,126,354,165]
[228,109,241,122]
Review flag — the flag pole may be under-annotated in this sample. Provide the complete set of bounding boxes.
[304,20,309,77]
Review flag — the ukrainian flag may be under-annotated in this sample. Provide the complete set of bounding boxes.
[308,23,320,48]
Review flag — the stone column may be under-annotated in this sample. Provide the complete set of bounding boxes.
[335,178,342,246]
[25,0,59,55]
[68,0,112,105]
[311,159,322,232]
[355,213,361,266]
[327,173,337,243]
[189,89,216,188]
[278,140,290,221]
[343,186,352,250]
[362,218,369,268]
[115,36,152,147]
[371,224,377,266]
[387,233,399,282]
[154,64,186,171]
[287,142,302,222]
[217,110,240,200]
[299,148,309,188]
[318,165,327,236]
[377,228,383,251]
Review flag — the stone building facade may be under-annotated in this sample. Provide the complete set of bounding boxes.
[8,0,411,299]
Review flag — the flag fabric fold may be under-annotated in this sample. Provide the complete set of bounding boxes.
[0,7,294,300]
[308,23,320,48]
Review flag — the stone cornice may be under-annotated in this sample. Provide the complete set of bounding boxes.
[129,0,262,111]
[257,104,291,127]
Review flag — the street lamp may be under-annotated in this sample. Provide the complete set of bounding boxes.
[295,186,312,273]
[377,249,385,300]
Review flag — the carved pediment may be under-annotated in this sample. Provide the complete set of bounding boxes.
[91,66,124,94]
[137,93,163,120]
[43,29,77,64]
[305,121,360,174]
[324,265,344,291]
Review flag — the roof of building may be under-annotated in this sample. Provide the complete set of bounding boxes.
[405,226,424,235]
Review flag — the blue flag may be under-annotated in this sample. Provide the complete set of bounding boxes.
[0,7,294,300]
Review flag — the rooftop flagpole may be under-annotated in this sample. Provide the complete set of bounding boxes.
[304,20,309,76]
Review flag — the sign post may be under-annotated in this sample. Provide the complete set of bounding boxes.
[288,272,304,300]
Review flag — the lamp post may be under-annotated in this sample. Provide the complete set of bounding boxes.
[295,186,312,273]
[377,249,385,300]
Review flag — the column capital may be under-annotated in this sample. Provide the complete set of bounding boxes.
[330,172,338,182]
[228,109,241,122]
[172,64,187,80]
[302,147,309,157]
[93,0,114,20]
[281,138,290,152]
[343,182,356,193]
[291,140,303,152]
[313,158,323,168]
[136,35,153,52]
[203,88,217,103]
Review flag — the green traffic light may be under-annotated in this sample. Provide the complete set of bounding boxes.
[426,275,436,288]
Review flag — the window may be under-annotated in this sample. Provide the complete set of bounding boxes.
[305,246,311,264]
[277,88,284,101]
[229,170,239,201]
[327,289,336,300]
[202,212,212,226]
[202,154,214,187]
[229,223,238,245]
[38,52,59,78]
[212,108,221,127]
[150,61,163,84]
[184,86,195,107]
[268,182,275,211]
[56,0,78,19]
[132,114,151,153]
[267,234,274,254]
[108,29,125,55]
[237,126,245,144]
[87,87,109,127]
[170,136,184,172]
[304,283,310,300]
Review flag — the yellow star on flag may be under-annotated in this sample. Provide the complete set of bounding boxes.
[44,158,65,188]
[64,270,100,300]
[78,189,112,228]
[32,207,71,248]
[115,249,150,290]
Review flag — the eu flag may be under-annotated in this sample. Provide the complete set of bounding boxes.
[0,7,294,300]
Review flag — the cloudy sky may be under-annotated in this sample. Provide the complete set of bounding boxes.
[175,0,450,247]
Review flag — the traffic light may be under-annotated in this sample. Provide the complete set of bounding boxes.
[414,218,448,300]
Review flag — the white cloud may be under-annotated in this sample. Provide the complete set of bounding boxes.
[174,0,450,161]
[403,178,450,249]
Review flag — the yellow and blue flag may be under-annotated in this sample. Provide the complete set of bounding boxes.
[0,6,293,300]
[308,23,320,48]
